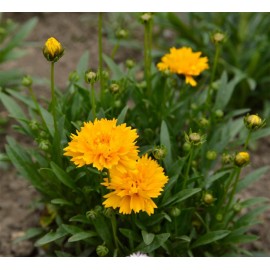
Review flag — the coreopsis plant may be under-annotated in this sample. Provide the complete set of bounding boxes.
[1,13,270,257]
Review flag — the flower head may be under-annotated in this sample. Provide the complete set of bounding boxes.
[102,155,168,215]
[64,119,139,171]
[43,37,64,63]
[244,114,265,131]
[234,151,250,167]
[157,47,209,87]
[128,251,148,257]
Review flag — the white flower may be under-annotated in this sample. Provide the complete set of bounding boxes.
[128,252,148,257]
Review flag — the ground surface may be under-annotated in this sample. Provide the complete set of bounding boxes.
[0,13,269,256]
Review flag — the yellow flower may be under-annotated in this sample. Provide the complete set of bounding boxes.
[157,47,209,87]
[234,152,250,167]
[43,37,64,62]
[102,155,168,215]
[64,119,139,171]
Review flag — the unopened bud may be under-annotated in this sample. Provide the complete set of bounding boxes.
[152,145,167,160]
[183,142,191,152]
[170,207,181,217]
[234,151,250,167]
[39,140,50,151]
[69,71,79,83]
[103,208,114,218]
[116,29,128,39]
[141,13,152,23]
[212,32,226,44]
[109,83,120,94]
[191,103,198,110]
[206,150,217,161]
[96,245,109,257]
[43,37,64,63]
[22,75,33,87]
[203,193,214,204]
[86,210,97,220]
[244,114,264,131]
[189,133,201,143]
[29,120,39,131]
[233,203,242,212]
[222,153,232,165]
[216,213,223,222]
[199,117,209,128]
[85,70,99,84]
[125,59,135,69]
[215,109,224,118]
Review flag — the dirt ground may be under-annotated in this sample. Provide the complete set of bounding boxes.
[0,13,269,256]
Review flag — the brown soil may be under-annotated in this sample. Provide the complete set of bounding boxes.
[0,13,269,256]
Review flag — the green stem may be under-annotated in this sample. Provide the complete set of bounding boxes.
[111,212,119,251]
[224,167,241,215]
[183,146,194,189]
[98,12,104,102]
[244,130,252,150]
[111,42,119,60]
[91,83,96,119]
[207,44,220,105]
[50,62,62,166]
[144,20,152,97]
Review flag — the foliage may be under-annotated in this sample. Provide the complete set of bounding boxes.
[0,13,269,257]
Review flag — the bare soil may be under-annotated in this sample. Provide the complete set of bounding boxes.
[0,13,269,256]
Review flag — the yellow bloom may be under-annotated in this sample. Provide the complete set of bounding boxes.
[157,47,209,87]
[43,37,64,62]
[234,152,250,167]
[102,155,168,215]
[64,119,139,171]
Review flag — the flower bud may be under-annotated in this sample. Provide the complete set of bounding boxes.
[190,103,198,110]
[183,142,191,152]
[69,71,79,83]
[199,117,209,128]
[215,213,223,222]
[103,207,114,218]
[211,31,226,44]
[39,140,50,151]
[215,109,224,118]
[96,245,109,257]
[86,210,97,220]
[234,151,250,167]
[39,130,49,139]
[203,193,214,204]
[85,70,99,84]
[244,114,264,131]
[116,29,128,39]
[152,145,167,160]
[101,70,109,79]
[189,133,201,143]
[114,100,122,108]
[222,153,232,165]
[206,150,217,161]
[125,59,135,69]
[170,207,181,217]
[43,37,64,63]
[29,120,39,131]
[22,75,33,87]
[109,83,120,94]
[140,13,152,23]
[233,203,242,212]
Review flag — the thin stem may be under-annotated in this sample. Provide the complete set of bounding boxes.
[207,44,221,105]
[91,83,96,119]
[144,20,152,97]
[244,130,252,150]
[111,212,119,251]
[98,12,104,102]
[224,167,241,215]
[183,146,194,189]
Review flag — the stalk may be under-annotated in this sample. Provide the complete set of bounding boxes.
[98,12,104,102]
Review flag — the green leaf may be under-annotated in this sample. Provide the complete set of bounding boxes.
[237,166,269,192]
[160,120,172,169]
[51,199,73,206]
[76,50,90,83]
[103,53,124,80]
[14,228,44,243]
[205,170,230,188]
[69,215,90,224]
[62,224,83,235]
[214,71,245,110]
[142,231,155,245]
[35,229,68,246]
[119,228,140,242]
[160,188,201,207]
[137,233,170,253]
[68,232,98,243]
[50,161,76,189]
[192,230,231,248]
[240,197,269,208]
[39,108,55,137]
[117,105,129,125]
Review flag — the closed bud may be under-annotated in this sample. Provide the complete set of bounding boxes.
[114,100,122,108]
[233,203,242,212]
[189,133,201,143]
[96,245,109,257]
[206,150,217,161]
[109,83,120,94]
[85,70,99,84]
[22,75,33,87]
[101,70,109,79]
[234,151,250,167]
[125,59,135,69]
[69,71,79,83]
[39,140,50,151]
[43,37,64,63]
[29,120,39,131]
[170,207,181,217]
[116,29,128,39]
[244,114,264,131]
[140,13,152,23]
[215,109,224,118]
[215,213,223,222]
[203,193,214,204]
[191,103,198,110]
[86,210,97,220]
[199,117,209,128]
[183,142,191,152]
[211,31,226,44]
[103,207,114,218]
[222,153,232,165]
[39,130,49,139]
[152,145,167,160]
